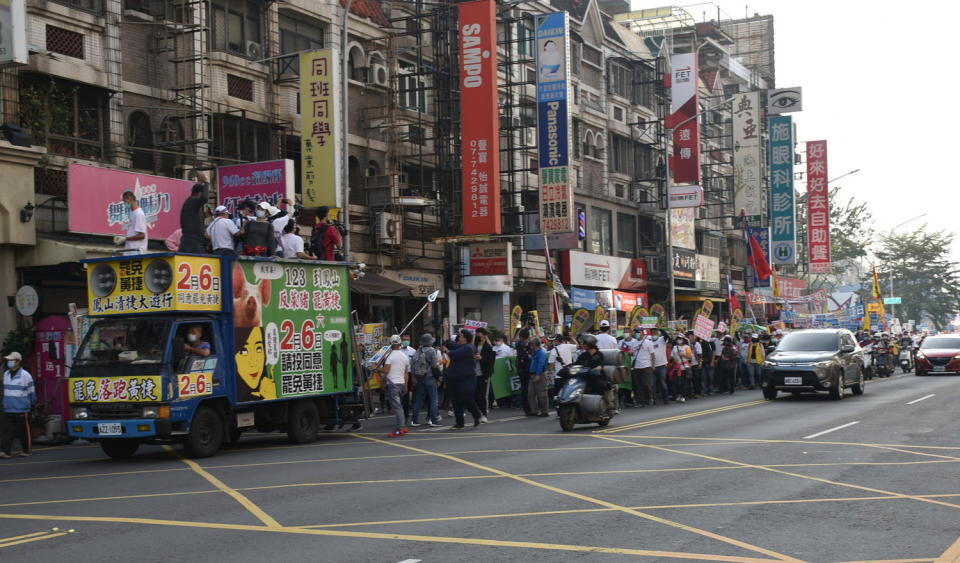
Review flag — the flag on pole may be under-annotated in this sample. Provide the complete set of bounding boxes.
[741,211,772,281]
[728,279,741,312]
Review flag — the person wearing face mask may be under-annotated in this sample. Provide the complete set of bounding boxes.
[1,352,36,458]
[183,325,211,360]
[115,190,148,255]
[239,203,276,257]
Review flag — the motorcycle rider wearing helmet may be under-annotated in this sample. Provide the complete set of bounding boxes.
[573,334,617,414]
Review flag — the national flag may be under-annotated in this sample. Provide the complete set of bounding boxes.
[728,279,741,311]
[741,211,772,281]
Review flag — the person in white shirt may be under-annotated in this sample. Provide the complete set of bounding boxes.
[595,320,619,350]
[207,205,239,256]
[118,190,148,255]
[650,329,670,404]
[379,334,410,437]
[280,221,311,259]
[631,331,656,407]
[492,335,515,358]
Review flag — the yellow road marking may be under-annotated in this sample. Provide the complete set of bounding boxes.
[0,531,49,543]
[597,400,768,434]
[610,433,960,451]
[0,531,68,549]
[162,446,281,528]
[837,559,936,563]
[353,433,800,562]
[936,534,960,562]
[593,435,960,512]
[0,512,780,563]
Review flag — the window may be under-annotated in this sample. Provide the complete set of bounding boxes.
[572,119,581,159]
[210,0,263,58]
[582,44,601,66]
[398,61,429,113]
[52,0,101,14]
[128,112,154,171]
[227,74,254,101]
[609,134,633,175]
[210,114,273,163]
[519,102,536,126]
[614,183,625,198]
[46,26,84,59]
[590,207,612,256]
[571,41,582,75]
[700,233,721,257]
[613,106,624,122]
[517,15,534,57]
[279,13,323,55]
[19,74,107,160]
[608,62,631,99]
[617,213,636,258]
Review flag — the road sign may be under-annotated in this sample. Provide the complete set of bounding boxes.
[883,297,902,305]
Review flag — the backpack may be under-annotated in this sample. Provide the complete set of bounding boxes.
[411,347,433,380]
[310,223,346,261]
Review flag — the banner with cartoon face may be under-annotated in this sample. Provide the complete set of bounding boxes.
[232,260,353,403]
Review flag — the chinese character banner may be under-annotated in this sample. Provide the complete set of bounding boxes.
[668,53,700,184]
[536,11,573,234]
[806,140,831,273]
[733,91,763,225]
[300,49,341,208]
[769,115,796,264]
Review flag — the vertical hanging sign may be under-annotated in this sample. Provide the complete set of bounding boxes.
[0,0,28,67]
[806,140,831,274]
[300,48,342,209]
[535,11,573,234]
[668,53,700,184]
[769,115,796,264]
[459,0,501,235]
[733,91,762,227]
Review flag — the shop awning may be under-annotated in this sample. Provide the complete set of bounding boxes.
[350,272,413,297]
[16,236,119,268]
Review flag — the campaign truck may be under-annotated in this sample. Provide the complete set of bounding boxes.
[68,253,363,459]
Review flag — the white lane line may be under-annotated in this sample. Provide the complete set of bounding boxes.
[396,560,422,563]
[906,393,936,405]
[803,421,860,440]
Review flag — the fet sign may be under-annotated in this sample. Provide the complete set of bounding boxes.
[668,184,704,208]
[217,160,295,215]
[459,0,501,235]
[68,163,193,240]
[468,243,511,276]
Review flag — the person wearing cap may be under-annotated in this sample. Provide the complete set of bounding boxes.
[595,319,618,350]
[745,333,765,390]
[379,335,410,437]
[179,171,210,254]
[310,206,342,261]
[1,352,36,458]
[207,205,239,256]
[259,201,291,257]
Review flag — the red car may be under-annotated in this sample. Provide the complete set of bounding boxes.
[915,335,960,376]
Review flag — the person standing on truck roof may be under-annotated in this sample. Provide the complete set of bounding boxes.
[179,171,210,254]
[311,206,342,261]
[381,335,409,438]
[281,221,311,259]
[1,352,35,459]
[208,206,239,256]
[240,203,276,257]
[117,190,148,255]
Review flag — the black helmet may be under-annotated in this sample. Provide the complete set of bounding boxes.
[580,334,598,350]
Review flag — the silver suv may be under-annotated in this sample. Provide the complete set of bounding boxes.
[760,329,865,400]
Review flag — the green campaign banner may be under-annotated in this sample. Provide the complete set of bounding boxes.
[232,260,354,403]
[491,356,519,400]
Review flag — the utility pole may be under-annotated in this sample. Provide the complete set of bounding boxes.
[340,0,355,256]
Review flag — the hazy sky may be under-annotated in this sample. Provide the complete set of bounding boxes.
[632,0,960,262]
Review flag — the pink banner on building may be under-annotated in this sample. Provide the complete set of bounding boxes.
[805,140,831,274]
[667,53,700,185]
[68,163,194,240]
[216,159,295,215]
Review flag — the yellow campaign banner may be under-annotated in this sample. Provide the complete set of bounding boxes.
[626,306,643,330]
[300,48,341,208]
[510,305,524,338]
[571,309,591,335]
[70,376,162,403]
[701,299,714,318]
[594,305,608,330]
[87,256,222,315]
[176,372,213,399]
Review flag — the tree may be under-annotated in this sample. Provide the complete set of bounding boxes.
[874,227,960,329]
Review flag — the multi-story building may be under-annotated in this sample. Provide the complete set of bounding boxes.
[0,0,778,343]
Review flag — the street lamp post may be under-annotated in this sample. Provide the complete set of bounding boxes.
[887,213,927,322]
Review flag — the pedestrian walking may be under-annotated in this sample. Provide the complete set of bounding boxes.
[631,330,655,407]
[379,335,409,438]
[746,333,765,390]
[409,334,442,427]
[595,320,618,350]
[179,172,210,254]
[473,328,495,420]
[1,352,36,458]
[651,329,670,405]
[442,329,483,429]
[718,336,739,394]
[686,331,703,397]
[527,339,549,416]
[670,335,693,402]
[513,329,533,414]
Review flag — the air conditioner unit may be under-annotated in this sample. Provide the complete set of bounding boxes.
[370,64,388,86]
[375,212,401,246]
[523,128,536,147]
[245,41,262,60]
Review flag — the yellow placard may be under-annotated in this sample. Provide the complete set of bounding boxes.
[176,372,213,399]
[300,49,340,208]
[70,376,163,403]
[87,255,222,315]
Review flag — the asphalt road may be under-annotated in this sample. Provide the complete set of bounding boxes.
[2,372,960,562]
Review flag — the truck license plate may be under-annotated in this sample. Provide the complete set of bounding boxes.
[97,423,123,436]
[934,366,946,372]
[784,377,802,385]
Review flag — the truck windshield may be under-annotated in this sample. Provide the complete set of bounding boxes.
[776,333,839,352]
[75,319,170,366]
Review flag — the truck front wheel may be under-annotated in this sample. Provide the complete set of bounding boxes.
[185,406,224,458]
[287,400,320,444]
[100,439,140,459]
